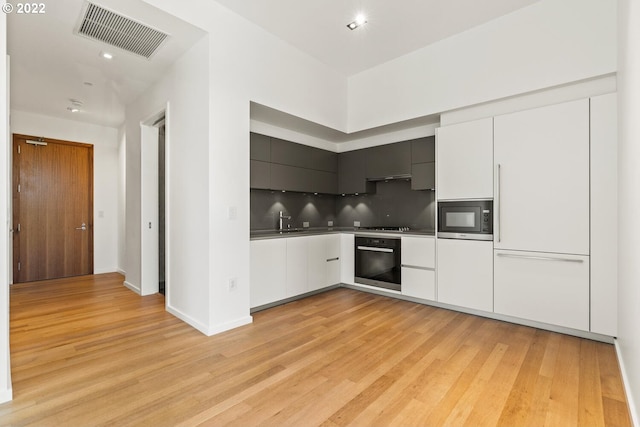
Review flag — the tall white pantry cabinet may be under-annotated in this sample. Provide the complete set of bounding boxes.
[492,95,617,335]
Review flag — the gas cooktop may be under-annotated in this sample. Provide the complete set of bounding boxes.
[358,226,411,232]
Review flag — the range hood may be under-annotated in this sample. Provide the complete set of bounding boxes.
[367,174,412,182]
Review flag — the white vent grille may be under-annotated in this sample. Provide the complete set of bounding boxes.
[75,2,169,59]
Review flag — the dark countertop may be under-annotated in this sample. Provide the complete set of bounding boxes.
[250,227,435,240]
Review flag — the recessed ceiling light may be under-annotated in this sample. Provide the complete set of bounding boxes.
[67,107,80,113]
[100,52,113,60]
[347,14,367,30]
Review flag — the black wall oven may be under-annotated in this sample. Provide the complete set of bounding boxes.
[438,199,493,241]
[355,236,401,291]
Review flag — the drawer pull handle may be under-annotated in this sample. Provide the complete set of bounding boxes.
[496,253,584,263]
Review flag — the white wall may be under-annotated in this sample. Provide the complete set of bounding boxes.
[0,13,11,404]
[10,111,120,274]
[348,0,617,132]
[617,0,640,424]
[137,0,348,335]
[125,36,212,332]
[117,125,126,275]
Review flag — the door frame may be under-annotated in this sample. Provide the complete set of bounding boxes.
[140,104,170,299]
[12,134,94,283]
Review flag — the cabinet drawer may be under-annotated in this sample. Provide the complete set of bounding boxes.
[401,236,435,268]
[494,250,589,331]
[402,267,435,301]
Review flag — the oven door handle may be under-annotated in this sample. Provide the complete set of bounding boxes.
[357,246,394,253]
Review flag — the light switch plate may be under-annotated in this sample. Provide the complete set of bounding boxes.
[354,221,361,227]
[303,222,309,228]
[328,221,333,227]
[227,206,237,220]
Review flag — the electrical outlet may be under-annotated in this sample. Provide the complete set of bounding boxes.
[228,278,237,292]
[328,221,333,227]
[303,221,309,228]
[354,221,361,227]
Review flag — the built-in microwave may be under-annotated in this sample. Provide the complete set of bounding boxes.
[437,200,493,241]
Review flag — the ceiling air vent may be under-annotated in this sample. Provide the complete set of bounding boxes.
[75,2,169,59]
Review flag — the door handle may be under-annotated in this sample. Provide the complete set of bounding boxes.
[75,223,87,231]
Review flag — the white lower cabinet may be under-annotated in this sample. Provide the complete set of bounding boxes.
[401,236,436,300]
[251,234,342,308]
[250,239,287,308]
[340,234,355,285]
[307,236,326,292]
[494,249,589,331]
[325,234,341,287]
[437,239,493,312]
[286,237,308,297]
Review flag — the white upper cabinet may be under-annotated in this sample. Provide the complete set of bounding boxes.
[436,117,494,200]
[494,99,590,255]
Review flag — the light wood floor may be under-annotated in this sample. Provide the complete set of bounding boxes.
[0,273,631,426]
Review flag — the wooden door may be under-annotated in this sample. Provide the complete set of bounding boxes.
[12,134,93,283]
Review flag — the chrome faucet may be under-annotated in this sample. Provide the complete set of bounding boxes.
[278,211,292,231]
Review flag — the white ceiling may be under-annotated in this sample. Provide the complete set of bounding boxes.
[7,0,539,131]
[8,0,206,128]
[213,0,540,77]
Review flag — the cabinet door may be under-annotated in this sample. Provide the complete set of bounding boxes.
[250,160,270,189]
[311,170,338,195]
[437,239,493,312]
[325,234,341,286]
[436,118,493,200]
[590,93,618,336]
[494,99,589,255]
[307,236,326,292]
[366,141,411,179]
[271,137,310,168]
[411,162,435,191]
[250,239,286,308]
[494,249,589,331]
[286,237,308,297]
[270,163,311,193]
[402,268,435,301]
[313,148,338,173]
[338,150,372,194]
[340,234,355,285]
[250,132,270,161]
[411,137,435,164]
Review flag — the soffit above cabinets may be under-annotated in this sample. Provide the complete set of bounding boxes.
[213,0,540,76]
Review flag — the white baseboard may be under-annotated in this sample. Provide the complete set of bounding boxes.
[116,268,126,276]
[94,268,116,275]
[206,316,253,336]
[166,304,253,337]
[123,281,140,295]
[615,339,639,427]
[166,304,211,335]
[0,387,13,404]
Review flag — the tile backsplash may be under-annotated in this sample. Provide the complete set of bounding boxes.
[251,180,435,231]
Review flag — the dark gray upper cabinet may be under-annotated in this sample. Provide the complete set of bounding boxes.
[311,170,338,194]
[271,137,336,172]
[270,137,310,168]
[366,141,411,179]
[312,148,338,173]
[250,132,270,161]
[411,162,435,191]
[270,163,312,193]
[411,136,436,164]
[338,149,374,194]
[250,160,271,189]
